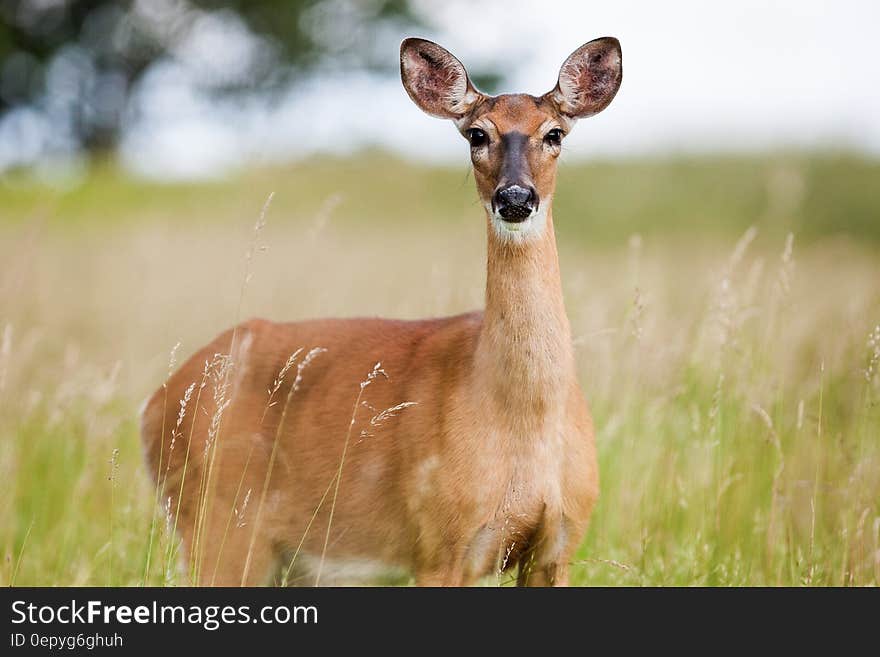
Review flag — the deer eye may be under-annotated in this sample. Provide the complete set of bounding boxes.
[544,128,563,146]
[467,128,488,148]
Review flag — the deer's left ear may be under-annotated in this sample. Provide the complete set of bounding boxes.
[400,38,483,120]
[547,37,622,120]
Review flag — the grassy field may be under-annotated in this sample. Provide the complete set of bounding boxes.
[1,153,878,586]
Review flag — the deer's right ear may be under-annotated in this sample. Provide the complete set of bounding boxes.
[400,38,482,120]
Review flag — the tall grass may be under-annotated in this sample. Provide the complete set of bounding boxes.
[0,156,877,586]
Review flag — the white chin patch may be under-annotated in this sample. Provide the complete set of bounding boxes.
[488,201,549,244]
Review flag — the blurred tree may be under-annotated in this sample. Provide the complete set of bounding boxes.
[0,0,429,153]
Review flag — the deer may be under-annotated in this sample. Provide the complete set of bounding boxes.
[140,36,622,586]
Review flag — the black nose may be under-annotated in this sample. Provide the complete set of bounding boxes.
[493,185,537,222]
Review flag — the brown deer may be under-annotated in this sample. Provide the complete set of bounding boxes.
[140,36,622,586]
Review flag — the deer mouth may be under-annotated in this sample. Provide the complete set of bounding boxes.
[498,204,534,222]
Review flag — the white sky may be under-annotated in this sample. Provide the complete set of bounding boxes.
[116,0,880,178]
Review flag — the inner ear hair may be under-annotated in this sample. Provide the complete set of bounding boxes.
[548,37,622,120]
[400,38,482,120]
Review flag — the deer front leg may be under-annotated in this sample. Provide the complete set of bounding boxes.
[517,557,570,587]
[413,525,479,586]
[516,518,577,587]
[414,552,469,586]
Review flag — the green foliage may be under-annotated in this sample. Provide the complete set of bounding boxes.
[2,152,878,245]
[553,152,880,244]
[0,1,425,149]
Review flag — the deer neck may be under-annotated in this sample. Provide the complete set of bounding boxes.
[475,205,575,427]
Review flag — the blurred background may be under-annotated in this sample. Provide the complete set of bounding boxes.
[2,0,879,177]
[1,1,878,586]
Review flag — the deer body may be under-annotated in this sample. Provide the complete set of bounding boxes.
[141,37,622,586]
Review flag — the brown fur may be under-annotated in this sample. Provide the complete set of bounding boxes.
[141,37,623,586]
